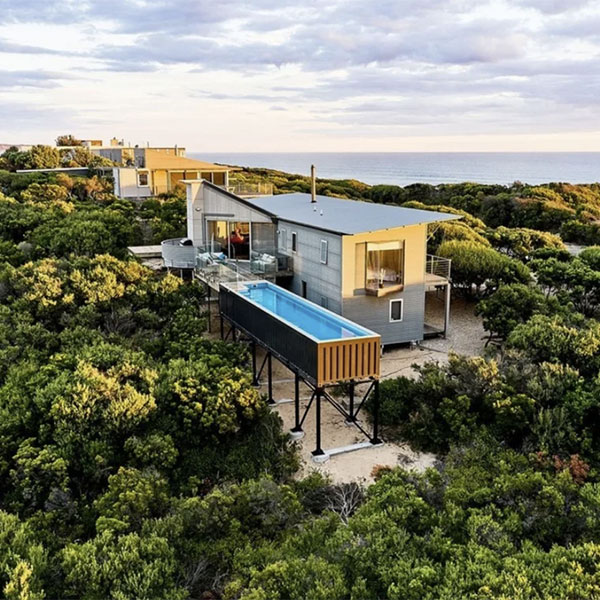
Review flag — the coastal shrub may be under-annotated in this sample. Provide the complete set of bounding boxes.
[507,315,600,376]
[578,246,600,271]
[486,226,565,261]
[530,256,600,317]
[437,240,530,296]
[476,283,557,342]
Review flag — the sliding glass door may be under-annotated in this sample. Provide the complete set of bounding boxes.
[205,220,250,259]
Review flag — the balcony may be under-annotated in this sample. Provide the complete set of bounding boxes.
[161,238,292,286]
[161,238,196,269]
[425,254,451,290]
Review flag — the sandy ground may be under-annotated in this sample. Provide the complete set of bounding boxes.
[209,294,485,484]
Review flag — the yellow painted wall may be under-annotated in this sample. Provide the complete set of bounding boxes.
[170,172,185,188]
[341,224,427,297]
[153,169,168,191]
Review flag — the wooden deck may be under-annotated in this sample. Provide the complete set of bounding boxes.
[425,272,449,291]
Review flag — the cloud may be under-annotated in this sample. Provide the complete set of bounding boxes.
[513,0,592,14]
[0,70,75,88]
[0,38,68,55]
[1,0,599,145]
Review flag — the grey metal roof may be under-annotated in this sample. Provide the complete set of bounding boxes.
[247,193,460,235]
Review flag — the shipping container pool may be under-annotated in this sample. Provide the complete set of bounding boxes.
[239,282,371,341]
[219,281,380,386]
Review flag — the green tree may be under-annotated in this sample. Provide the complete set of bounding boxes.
[61,531,186,600]
[0,511,46,600]
[476,283,555,342]
[437,240,530,296]
[55,135,82,146]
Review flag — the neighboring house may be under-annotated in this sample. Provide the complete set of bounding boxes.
[57,138,234,199]
[112,153,232,199]
[164,180,459,347]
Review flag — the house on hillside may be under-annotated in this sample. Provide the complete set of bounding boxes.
[112,152,232,199]
[163,179,459,346]
[54,137,235,199]
[85,139,231,199]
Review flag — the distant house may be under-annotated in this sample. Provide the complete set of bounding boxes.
[80,139,231,199]
[112,152,232,199]
[53,138,233,199]
[164,180,459,346]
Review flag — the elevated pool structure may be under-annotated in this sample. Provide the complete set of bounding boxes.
[219,281,382,460]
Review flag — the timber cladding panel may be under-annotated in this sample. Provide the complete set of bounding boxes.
[317,336,380,387]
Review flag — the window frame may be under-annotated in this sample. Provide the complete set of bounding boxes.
[137,171,149,187]
[291,231,298,253]
[279,227,287,251]
[389,298,404,323]
[320,239,328,264]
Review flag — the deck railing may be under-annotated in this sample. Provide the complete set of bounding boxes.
[161,238,196,268]
[161,238,292,282]
[149,182,273,198]
[426,254,451,280]
[225,182,274,197]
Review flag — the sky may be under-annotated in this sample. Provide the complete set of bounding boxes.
[1,0,599,152]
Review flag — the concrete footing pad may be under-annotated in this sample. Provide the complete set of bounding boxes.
[311,440,385,463]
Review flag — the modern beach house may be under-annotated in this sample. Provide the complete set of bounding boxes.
[53,137,238,199]
[92,139,233,199]
[163,178,458,347]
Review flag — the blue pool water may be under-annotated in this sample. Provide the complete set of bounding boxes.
[239,282,371,341]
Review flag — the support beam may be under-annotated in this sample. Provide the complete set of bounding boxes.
[207,286,211,333]
[444,283,451,338]
[345,380,356,424]
[312,388,326,459]
[290,373,303,439]
[371,379,382,445]
[267,351,275,405]
[219,314,224,340]
[251,341,258,386]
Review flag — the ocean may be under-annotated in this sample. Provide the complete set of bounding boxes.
[190,152,600,187]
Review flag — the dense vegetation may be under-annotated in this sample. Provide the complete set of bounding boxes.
[3,144,600,598]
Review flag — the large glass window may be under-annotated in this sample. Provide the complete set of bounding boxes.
[365,241,404,296]
[251,223,275,254]
[206,220,229,255]
[205,220,250,259]
[228,221,250,259]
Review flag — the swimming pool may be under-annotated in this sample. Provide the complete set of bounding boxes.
[238,281,371,341]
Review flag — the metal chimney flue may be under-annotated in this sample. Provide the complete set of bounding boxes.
[310,164,316,203]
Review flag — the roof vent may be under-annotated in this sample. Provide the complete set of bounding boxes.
[320,209,323,216]
[311,164,316,203]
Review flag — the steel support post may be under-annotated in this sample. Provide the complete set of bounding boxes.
[371,379,382,445]
[346,380,356,424]
[267,352,275,405]
[312,388,325,457]
[291,373,302,433]
[444,283,451,338]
